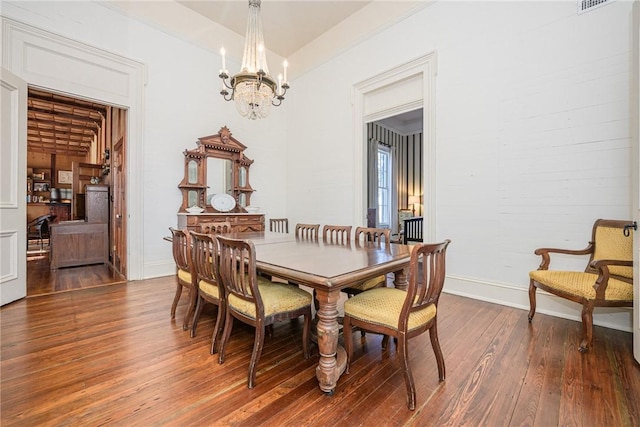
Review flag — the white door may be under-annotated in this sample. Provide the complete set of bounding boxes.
[0,68,27,305]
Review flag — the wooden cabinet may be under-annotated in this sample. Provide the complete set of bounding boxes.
[177,213,265,233]
[85,185,109,223]
[50,222,108,269]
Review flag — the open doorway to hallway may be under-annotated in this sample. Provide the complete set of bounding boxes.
[366,108,423,236]
[26,87,128,296]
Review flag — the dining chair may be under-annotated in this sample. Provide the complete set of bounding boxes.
[322,224,352,245]
[169,227,197,330]
[269,218,289,233]
[344,239,451,410]
[189,231,225,354]
[529,218,634,352]
[216,235,312,388]
[345,227,392,296]
[199,221,232,234]
[295,223,320,241]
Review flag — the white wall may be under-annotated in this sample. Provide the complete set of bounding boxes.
[1,1,288,279]
[286,1,634,331]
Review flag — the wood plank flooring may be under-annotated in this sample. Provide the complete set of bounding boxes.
[26,258,126,296]
[2,276,638,426]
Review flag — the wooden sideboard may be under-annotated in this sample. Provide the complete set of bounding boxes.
[177,213,265,233]
[50,221,108,270]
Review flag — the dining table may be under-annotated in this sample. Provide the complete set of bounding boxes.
[218,231,414,395]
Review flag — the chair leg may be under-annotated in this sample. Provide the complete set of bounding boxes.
[218,311,234,364]
[343,315,353,374]
[429,322,445,381]
[248,324,266,389]
[528,280,537,322]
[190,295,205,338]
[210,301,225,355]
[398,332,416,411]
[183,286,197,331]
[579,301,595,353]
[171,282,182,319]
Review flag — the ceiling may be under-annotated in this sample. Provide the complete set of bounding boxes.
[102,1,427,78]
[27,88,107,157]
[177,1,372,59]
[376,109,423,134]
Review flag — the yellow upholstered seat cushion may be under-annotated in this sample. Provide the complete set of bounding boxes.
[347,274,386,291]
[178,268,191,283]
[228,280,312,319]
[198,279,219,299]
[344,287,436,332]
[529,270,633,302]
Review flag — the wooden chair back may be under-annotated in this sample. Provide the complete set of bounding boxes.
[169,227,191,271]
[200,221,232,234]
[354,226,391,248]
[403,240,451,323]
[269,218,289,233]
[189,231,220,287]
[322,225,352,245]
[216,236,262,316]
[295,223,320,241]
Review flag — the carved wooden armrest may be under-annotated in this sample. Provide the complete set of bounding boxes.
[533,242,594,270]
[589,259,633,299]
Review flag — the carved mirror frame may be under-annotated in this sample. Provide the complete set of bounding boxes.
[178,126,254,213]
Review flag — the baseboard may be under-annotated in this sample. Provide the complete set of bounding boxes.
[443,275,633,333]
[143,260,175,280]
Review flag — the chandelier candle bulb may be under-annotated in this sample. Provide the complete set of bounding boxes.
[220,47,226,72]
[283,60,288,83]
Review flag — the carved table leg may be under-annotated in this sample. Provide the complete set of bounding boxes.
[393,268,408,291]
[314,287,347,394]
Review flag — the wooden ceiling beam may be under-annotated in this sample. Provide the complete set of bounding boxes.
[28,109,102,127]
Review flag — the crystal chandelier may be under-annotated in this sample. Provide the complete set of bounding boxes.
[219,0,290,120]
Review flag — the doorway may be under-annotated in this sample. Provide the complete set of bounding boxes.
[353,52,437,241]
[367,109,424,235]
[26,87,128,296]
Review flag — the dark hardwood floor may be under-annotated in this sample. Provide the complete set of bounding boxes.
[27,257,126,297]
[2,276,638,426]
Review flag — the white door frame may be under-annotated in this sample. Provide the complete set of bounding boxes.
[632,0,639,363]
[0,68,27,305]
[2,18,147,280]
[353,52,437,241]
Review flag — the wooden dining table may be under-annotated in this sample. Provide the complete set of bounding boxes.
[219,231,413,395]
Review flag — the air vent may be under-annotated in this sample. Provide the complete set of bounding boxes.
[578,0,614,14]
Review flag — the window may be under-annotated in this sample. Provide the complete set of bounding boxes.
[377,146,391,228]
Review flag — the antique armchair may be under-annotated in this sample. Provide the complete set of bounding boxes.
[344,240,451,410]
[216,235,312,388]
[528,219,634,353]
[169,227,197,330]
[189,231,225,355]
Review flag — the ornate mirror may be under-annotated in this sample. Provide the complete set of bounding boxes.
[178,126,254,213]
